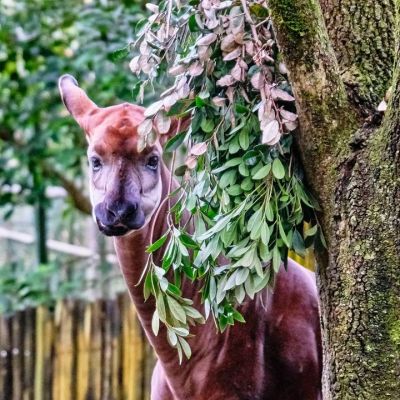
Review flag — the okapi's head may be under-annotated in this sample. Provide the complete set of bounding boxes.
[58,75,176,236]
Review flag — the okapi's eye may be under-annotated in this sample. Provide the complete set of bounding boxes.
[146,155,159,171]
[91,157,102,172]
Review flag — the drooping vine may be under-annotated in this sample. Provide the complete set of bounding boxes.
[128,0,324,362]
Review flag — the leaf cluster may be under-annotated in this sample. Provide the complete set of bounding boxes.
[128,0,325,360]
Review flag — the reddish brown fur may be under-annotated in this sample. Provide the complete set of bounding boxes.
[58,75,322,400]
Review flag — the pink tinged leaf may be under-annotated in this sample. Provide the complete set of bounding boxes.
[155,111,171,134]
[144,100,164,117]
[191,142,208,156]
[212,96,226,107]
[178,83,190,99]
[139,40,150,56]
[221,34,236,52]
[147,130,158,145]
[240,88,250,103]
[161,85,177,98]
[251,72,264,90]
[195,14,204,29]
[229,7,244,34]
[216,75,235,87]
[283,120,298,132]
[223,47,241,61]
[234,32,244,44]
[163,92,179,111]
[262,120,281,145]
[231,63,243,81]
[215,1,233,10]
[145,3,159,13]
[198,45,211,62]
[137,135,147,153]
[197,33,217,46]
[138,118,153,137]
[377,100,387,112]
[245,41,254,56]
[129,56,140,74]
[279,62,288,75]
[169,64,186,76]
[148,14,158,24]
[279,109,298,121]
[206,17,219,30]
[271,88,295,102]
[185,156,197,169]
[226,86,234,103]
[189,61,204,77]
[239,59,248,70]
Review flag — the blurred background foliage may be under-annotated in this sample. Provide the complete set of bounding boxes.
[0,0,145,215]
[0,0,150,313]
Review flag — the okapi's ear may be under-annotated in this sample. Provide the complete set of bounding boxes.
[58,74,98,131]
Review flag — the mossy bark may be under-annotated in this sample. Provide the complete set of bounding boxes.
[269,0,400,398]
[320,0,396,108]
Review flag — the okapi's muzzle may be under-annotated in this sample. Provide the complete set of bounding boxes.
[94,197,145,236]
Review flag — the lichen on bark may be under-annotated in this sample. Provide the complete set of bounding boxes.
[320,0,397,108]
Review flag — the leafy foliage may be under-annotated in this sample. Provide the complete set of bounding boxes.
[128,0,324,361]
[0,263,85,314]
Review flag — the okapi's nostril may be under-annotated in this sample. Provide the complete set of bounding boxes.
[106,201,138,222]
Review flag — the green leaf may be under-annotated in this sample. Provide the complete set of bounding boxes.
[144,272,154,301]
[184,306,204,322]
[233,309,246,323]
[188,14,200,32]
[235,268,249,286]
[292,230,306,256]
[109,46,129,62]
[171,327,189,336]
[156,293,167,322]
[226,184,242,196]
[272,246,281,273]
[179,233,199,249]
[272,158,285,179]
[243,150,260,166]
[178,337,192,359]
[239,130,249,150]
[224,271,238,291]
[235,104,249,114]
[152,310,160,336]
[162,241,176,270]
[278,220,291,248]
[164,131,186,153]
[146,234,168,253]
[167,329,178,346]
[252,164,271,180]
[167,296,187,323]
[174,165,187,177]
[200,119,215,133]
[260,222,270,246]
[166,99,194,116]
[305,224,318,237]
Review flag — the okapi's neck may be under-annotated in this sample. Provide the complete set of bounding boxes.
[113,162,200,381]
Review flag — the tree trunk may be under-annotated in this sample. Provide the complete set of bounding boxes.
[269,0,400,398]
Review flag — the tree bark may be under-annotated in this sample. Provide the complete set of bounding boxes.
[269,0,400,398]
[320,0,396,109]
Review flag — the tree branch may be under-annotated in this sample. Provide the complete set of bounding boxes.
[41,163,92,215]
[268,0,358,242]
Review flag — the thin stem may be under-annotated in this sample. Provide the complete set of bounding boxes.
[240,0,260,45]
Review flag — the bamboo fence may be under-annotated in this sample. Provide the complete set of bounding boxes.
[0,293,154,400]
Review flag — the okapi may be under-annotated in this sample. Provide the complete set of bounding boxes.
[58,74,322,400]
